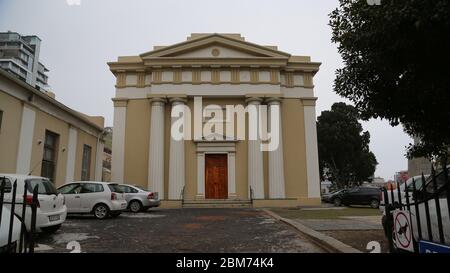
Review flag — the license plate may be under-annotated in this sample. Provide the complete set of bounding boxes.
[49,215,60,222]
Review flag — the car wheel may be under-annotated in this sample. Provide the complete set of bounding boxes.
[333,198,342,207]
[41,224,61,234]
[370,199,380,209]
[93,204,109,219]
[129,200,143,213]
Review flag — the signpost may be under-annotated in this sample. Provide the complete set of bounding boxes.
[393,210,414,252]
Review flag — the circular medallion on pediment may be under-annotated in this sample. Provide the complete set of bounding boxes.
[211,48,220,57]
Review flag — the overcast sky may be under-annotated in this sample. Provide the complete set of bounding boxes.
[0,0,412,180]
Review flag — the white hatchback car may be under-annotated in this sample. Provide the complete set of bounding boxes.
[0,174,67,233]
[57,181,127,219]
[0,206,21,253]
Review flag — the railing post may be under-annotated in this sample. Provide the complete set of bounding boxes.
[412,177,422,242]
[0,177,5,229]
[383,188,395,253]
[7,180,17,253]
[396,180,403,209]
[19,181,27,253]
[422,172,433,242]
[28,186,39,254]
[431,166,445,244]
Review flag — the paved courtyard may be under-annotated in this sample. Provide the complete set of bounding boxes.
[34,208,325,253]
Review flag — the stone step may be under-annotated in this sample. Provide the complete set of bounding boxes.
[182,199,252,208]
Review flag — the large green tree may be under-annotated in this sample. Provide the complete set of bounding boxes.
[317,102,378,188]
[329,0,450,161]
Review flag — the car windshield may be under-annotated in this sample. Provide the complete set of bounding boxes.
[108,184,124,193]
[26,178,57,195]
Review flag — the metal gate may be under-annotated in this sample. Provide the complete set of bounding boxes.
[382,164,450,253]
[0,177,39,253]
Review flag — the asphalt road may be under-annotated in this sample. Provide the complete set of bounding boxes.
[35,208,325,253]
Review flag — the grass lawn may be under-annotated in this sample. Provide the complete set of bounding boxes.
[270,206,382,220]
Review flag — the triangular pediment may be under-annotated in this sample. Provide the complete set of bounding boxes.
[140,34,290,59]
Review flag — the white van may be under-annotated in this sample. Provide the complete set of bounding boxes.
[0,174,67,233]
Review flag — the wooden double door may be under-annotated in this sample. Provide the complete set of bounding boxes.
[205,154,228,199]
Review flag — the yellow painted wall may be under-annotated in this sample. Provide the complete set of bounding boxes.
[74,129,99,182]
[0,91,22,173]
[123,99,151,187]
[120,96,311,204]
[282,98,308,199]
[30,107,70,187]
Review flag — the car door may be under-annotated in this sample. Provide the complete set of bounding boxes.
[344,188,360,204]
[79,183,104,212]
[118,185,133,203]
[58,183,82,213]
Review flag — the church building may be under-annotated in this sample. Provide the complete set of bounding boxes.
[108,33,321,207]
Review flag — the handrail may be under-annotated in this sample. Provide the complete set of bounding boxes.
[180,185,185,205]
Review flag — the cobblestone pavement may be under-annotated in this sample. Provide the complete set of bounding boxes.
[34,208,325,253]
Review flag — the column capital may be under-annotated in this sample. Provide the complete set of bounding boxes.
[112,98,128,107]
[301,97,318,106]
[169,96,187,105]
[245,96,263,105]
[148,97,167,106]
[265,97,283,105]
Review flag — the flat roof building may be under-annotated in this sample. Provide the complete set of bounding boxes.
[0,31,50,92]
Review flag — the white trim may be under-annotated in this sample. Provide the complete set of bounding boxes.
[148,100,165,199]
[65,126,78,182]
[111,106,127,183]
[304,105,321,198]
[95,141,104,181]
[115,86,316,100]
[196,152,205,199]
[16,105,36,174]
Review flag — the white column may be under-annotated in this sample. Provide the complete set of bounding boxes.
[267,98,286,199]
[16,104,36,174]
[148,98,166,199]
[196,152,205,199]
[65,126,78,182]
[303,98,321,199]
[228,152,237,199]
[111,99,128,183]
[94,141,104,181]
[246,97,265,199]
[168,98,186,200]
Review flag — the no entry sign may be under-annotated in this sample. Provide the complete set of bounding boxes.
[393,210,414,252]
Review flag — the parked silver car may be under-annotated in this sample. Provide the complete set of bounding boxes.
[117,184,160,213]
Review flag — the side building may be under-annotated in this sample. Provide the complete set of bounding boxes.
[0,69,105,186]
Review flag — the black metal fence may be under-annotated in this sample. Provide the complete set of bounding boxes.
[0,177,39,253]
[382,164,450,253]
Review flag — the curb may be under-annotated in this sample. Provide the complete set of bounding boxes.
[263,209,362,253]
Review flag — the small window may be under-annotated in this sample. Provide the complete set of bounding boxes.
[41,130,59,182]
[58,183,81,194]
[81,183,103,193]
[108,184,124,193]
[81,144,92,181]
[26,178,57,195]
